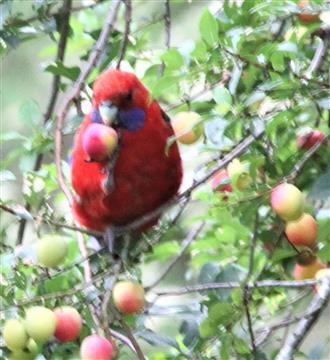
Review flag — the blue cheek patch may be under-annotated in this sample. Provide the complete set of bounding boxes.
[91,108,102,123]
[118,108,145,131]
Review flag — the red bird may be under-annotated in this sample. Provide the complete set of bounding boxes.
[71,69,182,242]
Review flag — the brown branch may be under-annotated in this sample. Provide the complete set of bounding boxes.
[76,231,92,283]
[17,0,73,245]
[276,276,330,360]
[146,222,205,291]
[255,307,320,348]
[54,0,121,205]
[1,268,113,313]
[164,0,171,49]
[110,328,138,354]
[155,279,317,297]
[285,134,328,182]
[117,0,132,69]
[16,1,105,24]
[117,316,146,360]
[0,202,99,236]
[242,213,259,356]
[159,0,171,76]
[305,37,329,79]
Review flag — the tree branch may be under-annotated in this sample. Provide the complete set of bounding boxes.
[146,222,204,290]
[155,279,317,297]
[0,202,99,236]
[276,276,330,360]
[242,213,259,356]
[159,0,171,76]
[54,0,121,205]
[1,268,113,313]
[117,0,132,69]
[285,134,328,182]
[17,0,72,245]
[117,316,146,360]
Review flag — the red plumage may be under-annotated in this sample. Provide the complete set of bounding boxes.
[71,69,182,232]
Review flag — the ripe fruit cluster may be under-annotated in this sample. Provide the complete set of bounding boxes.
[2,280,145,359]
[270,183,327,281]
[2,306,82,359]
[83,123,119,162]
[210,158,251,197]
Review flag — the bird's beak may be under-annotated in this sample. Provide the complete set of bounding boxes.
[99,101,118,126]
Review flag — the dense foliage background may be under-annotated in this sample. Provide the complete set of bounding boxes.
[1,0,329,359]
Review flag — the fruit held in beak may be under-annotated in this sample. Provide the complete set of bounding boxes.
[83,123,118,162]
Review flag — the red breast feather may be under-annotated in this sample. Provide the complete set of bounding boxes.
[71,70,182,231]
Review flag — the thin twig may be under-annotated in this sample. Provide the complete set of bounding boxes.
[117,0,132,69]
[0,202,99,236]
[12,1,105,25]
[255,306,320,347]
[110,328,137,354]
[305,37,329,79]
[276,276,330,360]
[285,134,328,181]
[1,268,113,313]
[155,279,318,297]
[76,231,92,283]
[17,0,72,245]
[146,222,204,291]
[117,316,146,360]
[159,0,171,76]
[242,213,259,356]
[54,0,121,205]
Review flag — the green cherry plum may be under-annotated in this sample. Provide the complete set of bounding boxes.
[24,306,57,342]
[36,235,68,268]
[3,319,28,351]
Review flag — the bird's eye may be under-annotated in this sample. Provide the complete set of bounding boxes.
[124,91,133,101]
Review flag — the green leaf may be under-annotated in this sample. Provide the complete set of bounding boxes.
[161,48,184,70]
[151,75,178,97]
[198,263,220,284]
[208,302,234,326]
[233,336,250,354]
[146,241,181,262]
[45,61,80,81]
[199,318,216,338]
[19,99,42,129]
[199,9,219,47]
[271,248,297,263]
[191,40,208,61]
[213,86,232,115]
[270,52,285,72]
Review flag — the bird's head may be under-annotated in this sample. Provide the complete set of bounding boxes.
[91,69,150,131]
